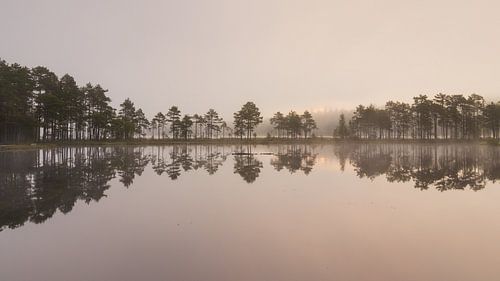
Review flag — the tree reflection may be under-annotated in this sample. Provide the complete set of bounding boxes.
[1,144,500,232]
[270,145,317,175]
[233,146,263,183]
[340,144,500,191]
[150,145,229,179]
[1,147,124,231]
[0,145,234,231]
[112,147,150,187]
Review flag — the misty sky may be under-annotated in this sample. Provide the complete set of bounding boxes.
[2,0,500,119]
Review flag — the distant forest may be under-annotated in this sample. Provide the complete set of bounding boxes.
[337,94,500,140]
[1,59,499,144]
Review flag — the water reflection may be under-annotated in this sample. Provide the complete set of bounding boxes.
[270,145,317,174]
[1,144,499,231]
[336,144,500,191]
[150,146,229,179]
[234,153,263,183]
[0,147,126,231]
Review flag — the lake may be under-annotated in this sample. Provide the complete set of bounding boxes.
[1,144,500,281]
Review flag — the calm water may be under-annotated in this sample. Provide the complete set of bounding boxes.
[1,144,500,281]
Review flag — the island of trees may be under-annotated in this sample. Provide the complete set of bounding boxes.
[1,59,499,144]
[335,94,500,140]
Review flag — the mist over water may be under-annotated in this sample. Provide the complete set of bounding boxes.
[3,1,500,280]
[1,144,500,281]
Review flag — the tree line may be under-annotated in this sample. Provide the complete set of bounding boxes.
[335,94,500,140]
[3,59,499,144]
[0,60,266,143]
[0,59,152,143]
[270,110,317,138]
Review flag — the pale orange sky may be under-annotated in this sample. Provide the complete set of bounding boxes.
[2,0,500,118]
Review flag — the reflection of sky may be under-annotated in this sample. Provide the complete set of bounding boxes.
[313,156,342,171]
[2,144,500,281]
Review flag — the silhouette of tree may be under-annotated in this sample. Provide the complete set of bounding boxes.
[166,106,181,139]
[484,102,500,138]
[179,115,193,140]
[0,60,35,143]
[152,112,166,139]
[135,109,150,138]
[2,59,500,143]
[285,111,302,138]
[334,113,349,139]
[192,114,205,139]
[204,109,222,139]
[117,98,137,139]
[270,112,285,138]
[233,102,263,139]
[347,94,497,140]
[221,121,228,139]
[301,111,317,138]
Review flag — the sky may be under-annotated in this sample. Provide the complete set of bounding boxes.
[2,0,500,119]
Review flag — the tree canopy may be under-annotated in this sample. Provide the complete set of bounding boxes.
[233,102,263,139]
[344,94,500,140]
[1,59,499,143]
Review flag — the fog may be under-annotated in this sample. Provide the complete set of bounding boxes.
[2,0,500,120]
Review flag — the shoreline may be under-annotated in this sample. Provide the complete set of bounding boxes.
[1,138,498,151]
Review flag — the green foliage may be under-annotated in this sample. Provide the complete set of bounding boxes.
[350,93,499,140]
[270,111,285,137]
[179,115,193,140]
[152,112,166,139]
[166,106,181,139]
[285,111,302,138]
[301,110,317,138]
[270,110,318,139]
[2,58,500,143]
[233,102,263,139]
[0,59,151,143]
[204,109,222,139]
